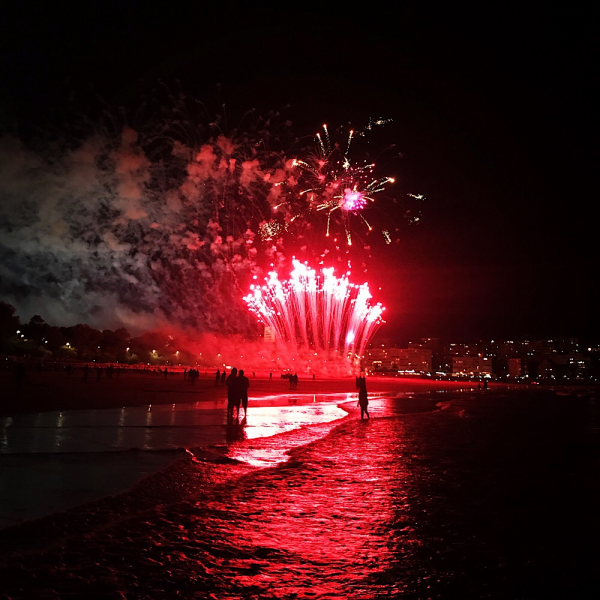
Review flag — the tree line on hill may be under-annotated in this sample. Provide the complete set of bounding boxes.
[0,301,185,365]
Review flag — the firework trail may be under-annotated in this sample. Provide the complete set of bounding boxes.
[291,119,395,245]
[261,118,423,271]
[244,259,384,372]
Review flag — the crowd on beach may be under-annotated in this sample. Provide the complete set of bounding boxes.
[7,359,371,423]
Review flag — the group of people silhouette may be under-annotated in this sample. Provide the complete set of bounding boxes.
[184,368,202,383]
[215,367,369,423]
[224,367,250,424]
[288,372,299,389]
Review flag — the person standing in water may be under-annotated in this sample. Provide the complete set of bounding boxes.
[238,369,250,420]
[357,378,369,419]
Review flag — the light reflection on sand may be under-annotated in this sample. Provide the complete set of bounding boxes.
[0,393,354,454]
[238,403,348,440]
[224,402,352,467]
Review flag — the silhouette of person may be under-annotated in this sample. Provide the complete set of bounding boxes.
[269,372,273,381]
[215,369,220,385]
[357,379,369,419]
[226,368,239,423]
[220,371,226,385]
[238,369,250,419]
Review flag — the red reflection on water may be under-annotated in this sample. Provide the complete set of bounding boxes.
[225,397,352,467]
[189,410,420,596]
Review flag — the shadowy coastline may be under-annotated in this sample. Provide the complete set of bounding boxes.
[1,367,539,417]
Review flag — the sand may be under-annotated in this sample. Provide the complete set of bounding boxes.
[1,366,486,416]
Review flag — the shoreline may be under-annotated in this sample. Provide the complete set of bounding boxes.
[0,388,436,554]
[1,367,513,417]
[0,387,355,529]
[0,393,359,550]
[1,375,595,535]
[0,375,471,533]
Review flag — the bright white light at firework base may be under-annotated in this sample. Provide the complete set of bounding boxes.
[244,259,385,374]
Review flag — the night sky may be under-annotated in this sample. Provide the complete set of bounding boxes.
[0,2,597,343]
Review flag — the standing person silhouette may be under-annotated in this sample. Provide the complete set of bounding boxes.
[226,368,239,423]
[238,369,250,420]
[357,378,369,419]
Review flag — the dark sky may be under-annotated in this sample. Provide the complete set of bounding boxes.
[1,2,597,343]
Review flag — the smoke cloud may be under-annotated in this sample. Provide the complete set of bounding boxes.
[0,100,297,336]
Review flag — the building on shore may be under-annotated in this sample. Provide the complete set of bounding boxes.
[451,355,493,378]
[364,347,432,374]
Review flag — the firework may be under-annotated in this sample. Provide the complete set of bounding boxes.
[244,259,385,372]
[258,220,288,241]
[1,84,414,347]
[286,119,396,247]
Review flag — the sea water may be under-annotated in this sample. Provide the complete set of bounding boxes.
[1,388,598,599]
[0,394,350,528]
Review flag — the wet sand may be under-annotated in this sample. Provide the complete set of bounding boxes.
[1,368,483,415]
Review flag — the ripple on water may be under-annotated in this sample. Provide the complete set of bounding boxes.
[1,390,597,599]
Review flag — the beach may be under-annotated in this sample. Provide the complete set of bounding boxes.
[0,367,475,414]
[1,370,599,598]
[0,369,470,527]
